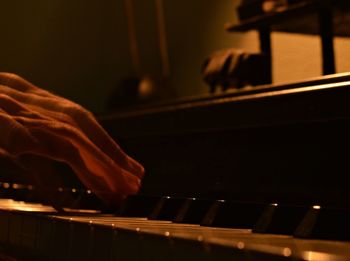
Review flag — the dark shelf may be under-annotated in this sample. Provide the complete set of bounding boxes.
[226,0,350,36]
[226,1,317,32]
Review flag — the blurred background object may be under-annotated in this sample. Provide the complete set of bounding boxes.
[2,0,350,113]
[202,48,269,93]
[105,0,174,111]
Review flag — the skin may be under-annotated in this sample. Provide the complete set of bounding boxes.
[0,73,144,207]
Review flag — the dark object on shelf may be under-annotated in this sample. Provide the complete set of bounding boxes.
[201,49,270,93]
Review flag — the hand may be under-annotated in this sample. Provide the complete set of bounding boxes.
[0,73,144,207]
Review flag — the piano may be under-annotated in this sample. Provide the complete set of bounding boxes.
[2,73,350,260]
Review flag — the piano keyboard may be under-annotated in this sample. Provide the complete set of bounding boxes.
[1,198,350,260]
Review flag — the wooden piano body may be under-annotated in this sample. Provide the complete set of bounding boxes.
[2,73,350,260]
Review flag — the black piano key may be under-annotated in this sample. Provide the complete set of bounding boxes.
[173,198,212,224]
[201,200,265,228]
[72,190,105,211]
[294,205,350,241]
[148,196,184,221]
[118,194,160,217]
[253,203,308,235]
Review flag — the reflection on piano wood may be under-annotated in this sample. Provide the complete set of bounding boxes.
[3,73,350,260]
[1,197,350,261]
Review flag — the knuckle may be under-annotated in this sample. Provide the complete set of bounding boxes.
[0,72,22,83]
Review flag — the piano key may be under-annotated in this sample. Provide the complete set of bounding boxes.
[35,217,54,258]
[118,194,160,217]
[3,199,350,260]
[50,217,71,261]
[8,212,22,246]
[68,221,92,260]
[294,205,350,241]
[90,225,114,261]
[201,200,265,228]
[148,196,184,221]
[253,203,308,235]
[20,214,38,250]
[173,198,212,224]
[110,228,143,260]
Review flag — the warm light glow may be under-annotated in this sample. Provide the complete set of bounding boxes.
[237,241,245,249]
[313,205,321,210]
[271,203,278,207]
[283,248,292,257]
[62,208,101,214]
[197,235,203,242]
[164,231,170,237]
[72,188,77,193]
[2,183,10,189]
[86,190,92,194]
[139,77,155,99]
[0,199,56,212]
[302,251,339,261]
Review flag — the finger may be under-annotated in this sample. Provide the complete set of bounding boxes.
[0,93,74,126]
[65,107,145,178]
[0,73,52,97]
